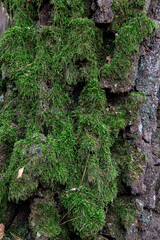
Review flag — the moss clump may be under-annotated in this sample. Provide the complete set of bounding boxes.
[105,91,146,136]
[2,0,41,26]
[62,187,106,237]
[5,225,30,240]
[3,133,71,202]
[29,190,67,240]
[0,1,112,237]
[113,197,138,228]
[111,0,146,32]
[61,69,117,238]
[112,138,146,184]
[101,10,158,92]
[106,197,138,239]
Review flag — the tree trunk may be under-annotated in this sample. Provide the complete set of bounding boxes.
[0,0,159,239]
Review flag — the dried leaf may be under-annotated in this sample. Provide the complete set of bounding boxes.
[110,106,115,110]
[0,223,5,239]
[115,33,118,38]
[70,188,78,191]
[106,55,112,64]
[16,167,24,179]
[88,175,94,184]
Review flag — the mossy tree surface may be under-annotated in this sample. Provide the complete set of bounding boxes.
[0,0,157,239]
[101,0,158,92]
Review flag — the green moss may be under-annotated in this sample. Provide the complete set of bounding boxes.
[111,0,146,33]
[29,190,67,240]
[101,12,158,92]
[0,195,9,222]
[2,0,41,25]
[5,133,72,202]
[0,2,106,236]
[62,187,106,237]
[5,225,31,240]
[105,197,138,239]
[113,198,138,228]
[60,70,118,238]
[112,137,146,183]
[105,92,145,137]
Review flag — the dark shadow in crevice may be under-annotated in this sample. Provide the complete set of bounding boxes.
[68,232,82,240]
[42,124,48,137]
[117,181,133,197]
[98,226,116,239]
[87,0,94,19]
[5,199,31,231]
[46,79,53,89]
[4,204,18,231]
[16,200,31,227]
[121,125,137,140]
[103,30,115,40]
[98,234,116,239]
[105,87,129,105]
[72,81,86,107]
[142,136,150,144]
[95,22,113,31]
[102,31,115,49]
[98,31,115,67]
[40,0,54,26]
[75,58,88,68]
[71,81,86,130]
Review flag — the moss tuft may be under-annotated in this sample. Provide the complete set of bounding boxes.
[101,12,158,92]
[29,190,67,240]
[106,196,138,239]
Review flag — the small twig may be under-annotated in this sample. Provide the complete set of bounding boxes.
[86,232,110,240]
[80,223,87,232]
[57,206,74,225]
[98,233,111,237]
[56,154,89,230]
[79,154,90,187]
[144,44,155,55]
[16,61,35,72]
[10,232,23,240]
[58,216,80,226]
[0,97,17,115]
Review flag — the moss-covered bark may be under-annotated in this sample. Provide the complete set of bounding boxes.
[0,0,158,239]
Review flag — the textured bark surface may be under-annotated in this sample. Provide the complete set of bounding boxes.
[105,1,160,239]
[91,0,114,23]
[126,2,160,239]
[0,2,9,35]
